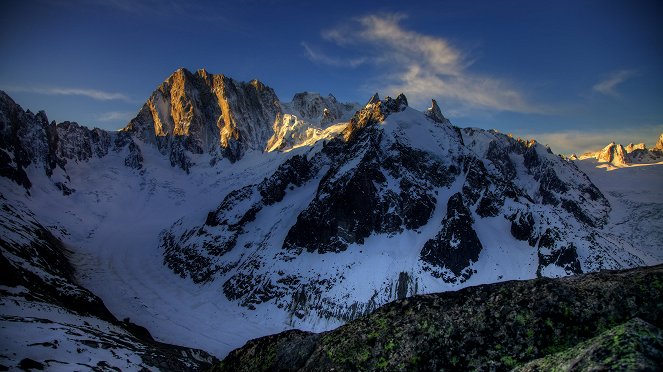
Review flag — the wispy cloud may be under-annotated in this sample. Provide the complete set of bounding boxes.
[592,70,638,97]
[304,13,546,114]
[97,111,135,122]
[519,124,663,155]
[301,42,367,68]
[5,86,132,102]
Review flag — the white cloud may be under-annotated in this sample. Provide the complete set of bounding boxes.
[304,13,545,114]
[592,70,638,97]
[301,42,367,68]
[97,111,135,122]
[5,86,132,102]
[518,124,663,155]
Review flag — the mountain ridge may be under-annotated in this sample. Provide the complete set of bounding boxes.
[575,137,663,166]
[1,69,661,363]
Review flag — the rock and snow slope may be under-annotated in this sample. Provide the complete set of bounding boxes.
[0,195,217,370]
[1,69,662,362]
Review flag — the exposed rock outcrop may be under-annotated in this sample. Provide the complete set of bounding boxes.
[425,99,447,124]
[578,133,663,165]
[122,68,281,164]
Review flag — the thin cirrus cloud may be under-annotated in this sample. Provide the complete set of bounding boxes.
[303,13,546,115]
[592,70,638,97]
[97,111,135,122]
[5,86,132,102]
[301,42,367,68]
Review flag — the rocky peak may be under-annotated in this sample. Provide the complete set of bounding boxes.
[196,67,209,79]
[655,133,663,151]
[289,92,329,122]
[284,92,358,127]
[342,93,408,142]
[625,143,646,153]
[596,142,627,165]
[366,92,380,106]
[425,99,447,124]
[122,68,281,165]
[578,133,663,165]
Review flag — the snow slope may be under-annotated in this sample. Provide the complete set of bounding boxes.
[1,148,294,359]
[575,159,663,261]
[0,192,217,370]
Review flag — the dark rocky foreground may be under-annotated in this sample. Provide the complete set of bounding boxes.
[213,265,663,371]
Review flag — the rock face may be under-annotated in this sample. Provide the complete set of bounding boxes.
[0,91,142,192]
[656,133,663,151]
[285,92,358,126]
[597,142,627,165]
[266,92,359,152]
[420,192,483,280]
[425,99,447,124]
[213,265,663,372]
[625,142,646,153]
[0,194,218,370]
[122,68,281,165]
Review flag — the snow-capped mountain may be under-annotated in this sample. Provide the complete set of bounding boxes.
[1,68,661,364]
[267,92,359,152]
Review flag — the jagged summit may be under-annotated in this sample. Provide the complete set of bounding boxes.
[120,68,362,167]
[425,99,448,124]
[366,92,380,105]
[342,93,410,141]
[578,133,663,166]
[598,142,627,165]
[282,91,358,126]
[122,68,281,165]
[625,143,646,153]
[656,133,663,150]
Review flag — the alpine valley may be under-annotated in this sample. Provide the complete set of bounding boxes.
[1,68,662,370]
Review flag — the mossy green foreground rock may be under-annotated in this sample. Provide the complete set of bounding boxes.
[212,265,663,371]
[517,318,662,371]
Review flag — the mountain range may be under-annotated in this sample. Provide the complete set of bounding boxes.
[1,68,662,369]
[572,134,663,166]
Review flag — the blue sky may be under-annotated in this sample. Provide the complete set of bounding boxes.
[1,0,661,154]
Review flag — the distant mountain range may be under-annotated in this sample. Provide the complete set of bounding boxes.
[1,68,661,369]
[571,134,663,166]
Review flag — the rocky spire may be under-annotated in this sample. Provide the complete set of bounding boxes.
[425,99,447,124]
[597,142,627,165]
[655,133,663,151]
[366,92,380,106]
[395,93,408,110]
